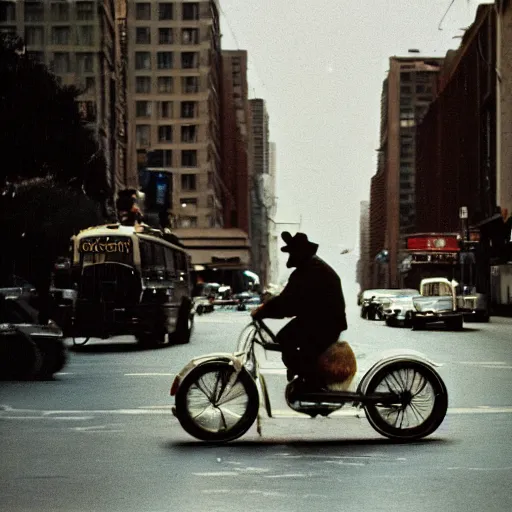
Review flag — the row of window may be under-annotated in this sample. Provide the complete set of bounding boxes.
[135,76,200,94]
[37,52,95,73]
[139,240,188,280]
[135,51,201,70]
[135,27,199,45]
[24,25,95,46]
[177,215,217,229]
[0,2,96,23]
[136,100,198,119]
[136,125,198,145]
[135,2,199,22]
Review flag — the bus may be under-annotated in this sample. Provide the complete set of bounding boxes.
[66,223,194,347]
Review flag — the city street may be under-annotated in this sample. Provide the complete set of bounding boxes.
[1,301,512,512]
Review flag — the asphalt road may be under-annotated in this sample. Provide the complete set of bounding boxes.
[1,301,512,512]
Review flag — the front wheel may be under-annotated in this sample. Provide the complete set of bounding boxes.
[364,361,448,441]
[174,361,259,442]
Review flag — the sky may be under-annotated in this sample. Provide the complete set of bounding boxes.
[218,0,488,298]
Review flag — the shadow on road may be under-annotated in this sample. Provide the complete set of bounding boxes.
[168,436,452,450]
[67,340,173,353]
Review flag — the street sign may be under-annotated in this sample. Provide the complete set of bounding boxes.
[459,206,468,219]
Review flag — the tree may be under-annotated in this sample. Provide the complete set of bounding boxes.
[0,34,111,201]
[0,178,105,323]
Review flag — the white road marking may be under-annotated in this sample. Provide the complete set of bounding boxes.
[265,473,310,479]
[448,467,512,471]
[124,373,174,376]
[192,472,240,477]
[459,361,507,365]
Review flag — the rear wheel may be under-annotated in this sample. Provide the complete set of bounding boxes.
[364,361,448,441]
[174,361,259,442]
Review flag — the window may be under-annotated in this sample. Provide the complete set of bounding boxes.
[25,26,44,46]
[181,28,198,44]
[77,101,96,122]
[85,76,95,93]
[180,197,197,207]
[27,51,44,63]
[76,25,93,45]
[174,251,187,273]
[50,2,69,21]
[0,2,16,22]
[52,52,71,73]
[140,241,166,278]
[24,2,44,22]
[181,52,198,69]
[0,26,16,36]
[146,149,172,167]
[207,171,214,187]
[181,174,196,191]
[52,27,70,45]
[158,3,173,20]
[136,76,151,93]
[207,195,214,208]
[180,101,196,118]
[135,27,151,44]
[181,125,197,143]
[400,84,411,94]
[76,1,94,21]
[182,2,199,21]
[158,28,173,44]
[76,53,94,73]
[136,101,152,117]
[135,52,151,70]
[182,76,199,93]
[179,216,197,228]
[158,101,173,118]
[157,52,173,69]
[158,125,172,142]
[164,248,176,275]
[157,76,173,93]
[416,84,432,94]
[135,3,151,20]
[181,150,197,167]
[136,125,151,146]
[206,215,215,228]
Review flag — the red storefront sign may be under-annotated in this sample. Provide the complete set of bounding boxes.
[406,235,460,252]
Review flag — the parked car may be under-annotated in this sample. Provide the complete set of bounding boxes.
[0,293,67,380]
[456,285,490,322]
[360,289,419,321]
[411,278,464,331]
[381,290,421,327]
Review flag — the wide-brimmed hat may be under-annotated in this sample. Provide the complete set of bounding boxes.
[280,231,319,255]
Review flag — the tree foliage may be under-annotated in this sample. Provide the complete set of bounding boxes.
[0,34,110,201]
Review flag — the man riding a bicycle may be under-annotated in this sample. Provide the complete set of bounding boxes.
[251,231,348,389]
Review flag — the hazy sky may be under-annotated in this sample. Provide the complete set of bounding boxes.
[219,0,486,294]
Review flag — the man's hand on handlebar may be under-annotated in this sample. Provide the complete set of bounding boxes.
[251,304,264,319]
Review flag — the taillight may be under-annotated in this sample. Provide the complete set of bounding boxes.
[170,376,180,396]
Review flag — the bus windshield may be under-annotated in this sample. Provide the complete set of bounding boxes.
[78,236,134,266]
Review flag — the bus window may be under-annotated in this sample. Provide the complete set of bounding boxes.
[140,240,166,279]
[164,248,177,278]
[174,251,188,282]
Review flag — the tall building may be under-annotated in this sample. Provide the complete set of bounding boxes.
[356,200,370,292]
[249,98,270,286]
[369,56,442,288]
[128,0,223,230]
[267,141,279,285]
[0,0,120,199]
[219,49,251,234]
